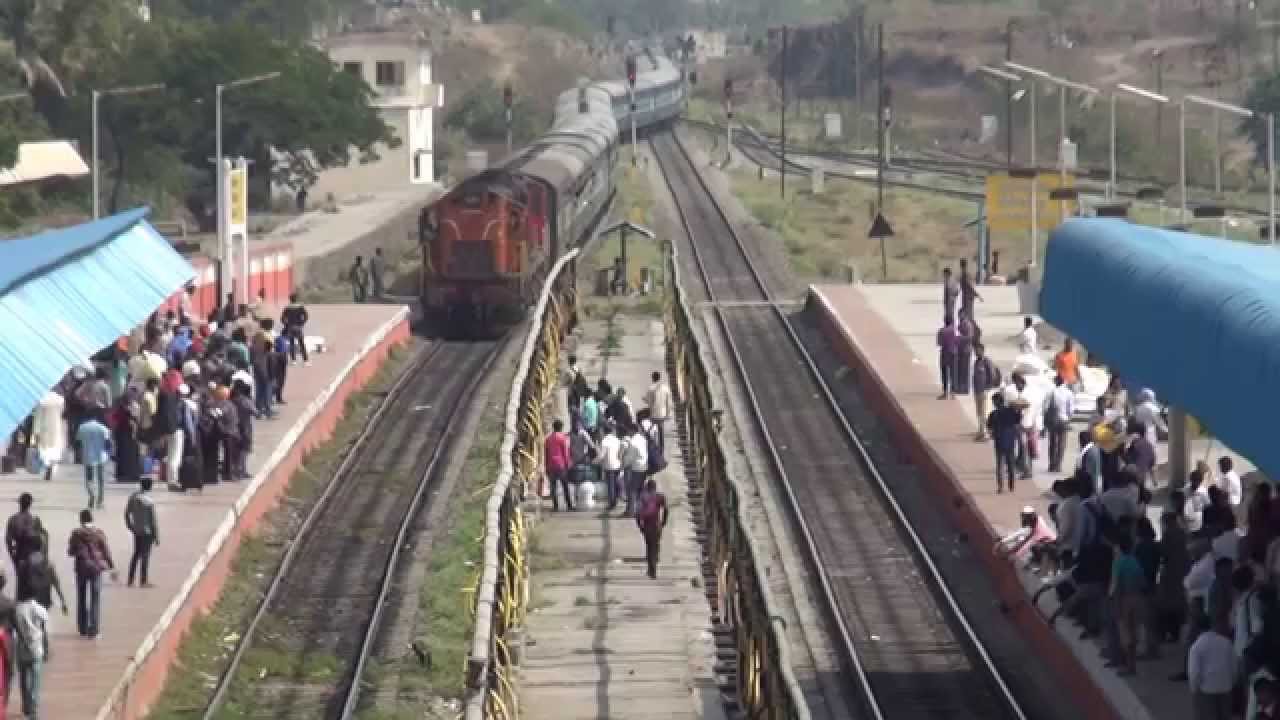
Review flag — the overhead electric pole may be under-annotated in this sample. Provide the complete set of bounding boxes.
[780,25,788,199]
[1005,20,1015,169]
[876,23,885,213]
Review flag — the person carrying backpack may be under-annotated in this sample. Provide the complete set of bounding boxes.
[640,410,666,477]
[19,536,67,620]
[971,342,1001,441]
[635,479,669,579]
[67,509,114,637]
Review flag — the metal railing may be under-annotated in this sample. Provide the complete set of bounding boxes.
[464,249,580,720]
[665,242,812,720]
[462,237,809,719]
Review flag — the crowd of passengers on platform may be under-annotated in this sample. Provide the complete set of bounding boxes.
[936,263,1280,720]
[543,357,673,579]
[3,287,314,497]
[0,287,317,719]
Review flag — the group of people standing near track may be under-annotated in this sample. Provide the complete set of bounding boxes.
[545,357,673,579]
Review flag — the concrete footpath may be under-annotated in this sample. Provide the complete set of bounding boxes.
[519,316,725,720]
[0,304,409,719]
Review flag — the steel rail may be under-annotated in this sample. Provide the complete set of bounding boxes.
[688,118,1275,220]
[649,132,878,719]
[340,340,504,718]
[201,341,443,719]
[201,338,502,719]
[652,129,1029,720]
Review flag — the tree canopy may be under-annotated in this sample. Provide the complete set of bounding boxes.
[0,1,395,224]
[1242,72,1280,167]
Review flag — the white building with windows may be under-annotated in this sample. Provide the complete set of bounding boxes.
[298,30,443,203]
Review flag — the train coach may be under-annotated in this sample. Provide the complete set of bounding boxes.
[420,52,685,334]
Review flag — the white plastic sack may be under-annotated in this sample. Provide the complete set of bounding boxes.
[576,481,597,510]
[1011,352,1051,379]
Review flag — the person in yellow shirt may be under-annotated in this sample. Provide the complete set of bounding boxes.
[1054,338,1081,391]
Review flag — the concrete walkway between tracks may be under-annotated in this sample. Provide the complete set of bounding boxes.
[519,315,725,720]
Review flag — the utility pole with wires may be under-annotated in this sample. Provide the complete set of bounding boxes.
[1005,20,1015,169]
[780,25,788,199]
[1154,50,1165,172]
[875,22,885,213]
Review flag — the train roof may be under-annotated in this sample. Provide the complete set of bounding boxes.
[594,55,681,98]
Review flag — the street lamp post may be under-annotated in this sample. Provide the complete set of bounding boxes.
[1180,94,1253,224]
[1006,62,1054,264]
[91,83,164,219]
[215,71,280,300]
[1270,112,1276,247]
[1111,83,1169,200]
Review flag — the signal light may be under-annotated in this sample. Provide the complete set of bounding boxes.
[503,83,513,109]
[689,70,697,85]
[626,56,637,88]
[723,79,733,98]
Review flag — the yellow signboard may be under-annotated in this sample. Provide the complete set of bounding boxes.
[985,172,1078,233]
[228,167,248,228]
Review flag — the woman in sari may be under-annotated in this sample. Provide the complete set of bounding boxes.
[952,310,979,395]
[0,604,10,719]
[178,384,204,492]
[113,387,143,483]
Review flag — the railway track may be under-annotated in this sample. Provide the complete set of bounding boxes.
[687,118,1274,221]
[650,129,1028,720]
[202,339,502,720]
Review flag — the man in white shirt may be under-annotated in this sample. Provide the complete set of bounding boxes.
[1045,375,1075,473]
[644,371,673,453]
[598,424,624,511]
[621,425,649,516]
[15,593,49,720]
[1218,456,1243,508]
[1004,373,1041,479]
[1233,565,1265,662]
[1017,316,1038,354]
[1188,615,1235,720]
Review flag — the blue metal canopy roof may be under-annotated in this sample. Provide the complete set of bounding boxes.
[1041,219,1280,477]
[0,208,195,440]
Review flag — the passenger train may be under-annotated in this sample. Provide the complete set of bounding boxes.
[419,51,686,333]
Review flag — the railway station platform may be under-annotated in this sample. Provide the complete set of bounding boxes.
[0,303,410,720]
[519,315,724,720]
[807,282,1227,720]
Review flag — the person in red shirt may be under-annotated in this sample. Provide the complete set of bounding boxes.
[544,420,573,511]
[635,479,669,579]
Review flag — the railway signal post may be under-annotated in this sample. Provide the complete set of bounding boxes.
[503,82,514,154]
[724,78,734,166]
[627,56,638,166]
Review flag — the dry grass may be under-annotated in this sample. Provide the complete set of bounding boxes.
[727,163,981,282]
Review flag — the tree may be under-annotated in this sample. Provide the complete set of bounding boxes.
[0,123,19,170]
[85,20,396,217]
[1242,71,1280,167]
[446,80,547,144]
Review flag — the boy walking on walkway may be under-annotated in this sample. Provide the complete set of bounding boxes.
[68,509,114,637]
[76,411,111,510]
[644,372,673,453]
[636,479,669,579]
[13,590,48,719]
[125,477,159,587]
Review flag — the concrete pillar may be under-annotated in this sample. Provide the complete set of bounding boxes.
[1168,408,1190,491]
